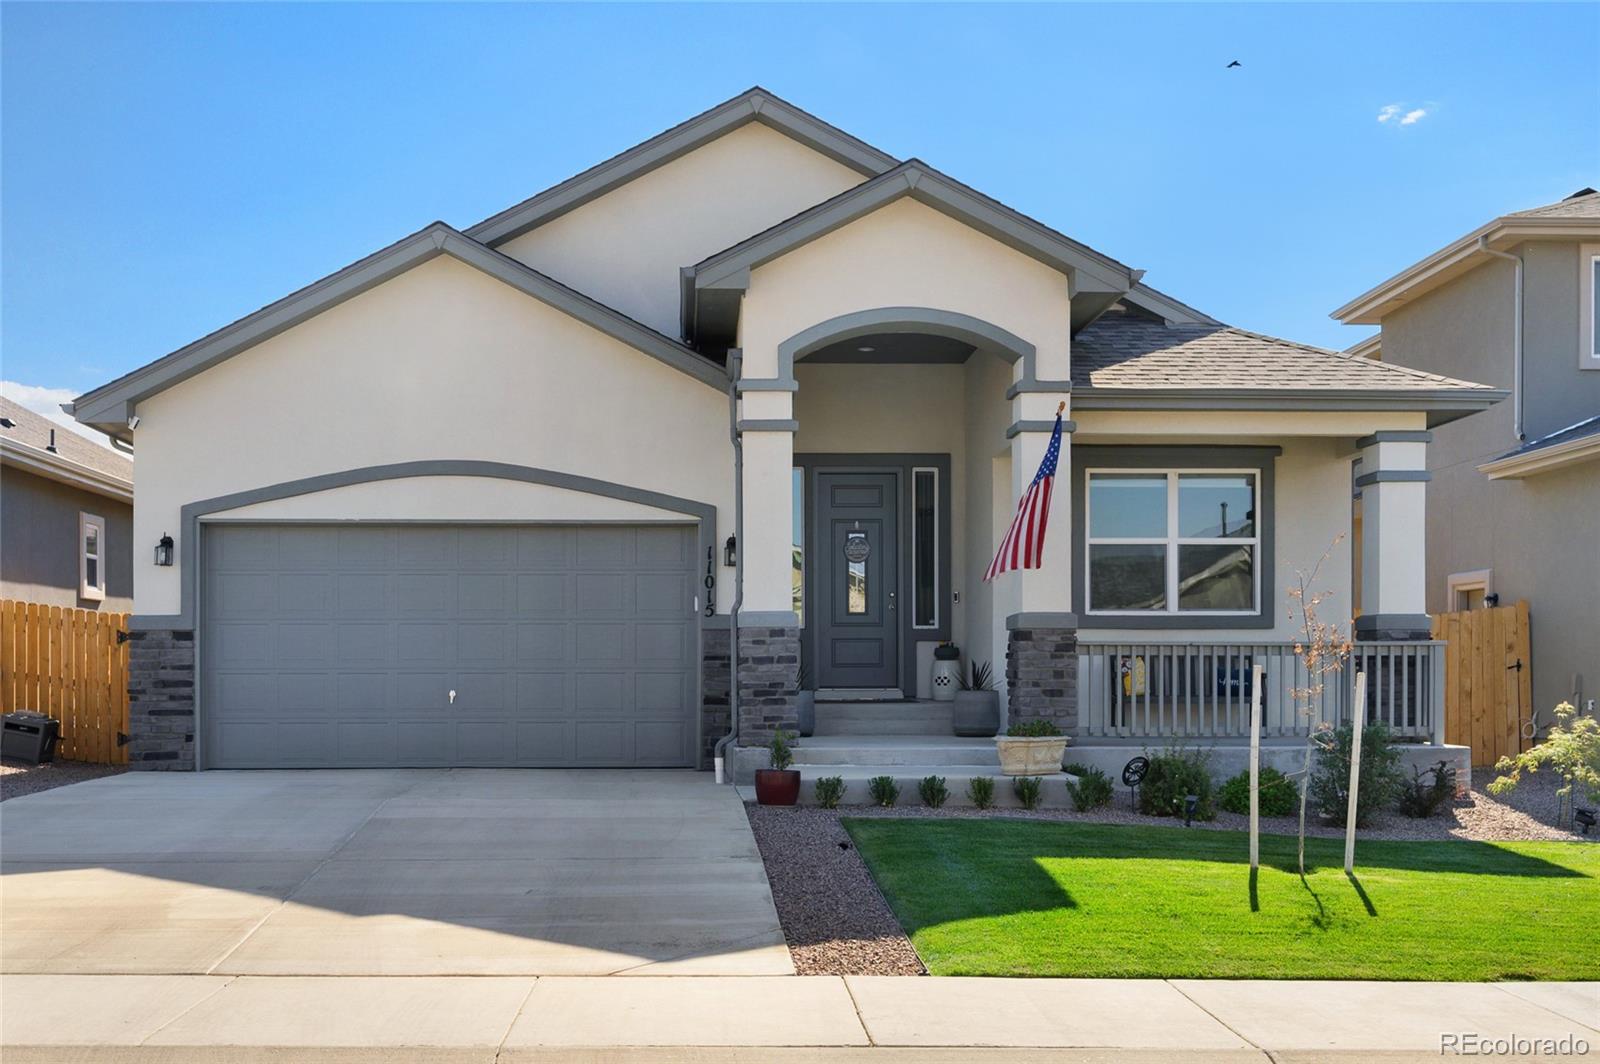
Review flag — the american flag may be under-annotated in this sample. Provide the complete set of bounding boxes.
[984,410,1063,581]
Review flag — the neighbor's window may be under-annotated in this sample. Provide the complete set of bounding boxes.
[79,512,106,601]
[1590,254,1600,361]
[792,467,804,627]
[1583,249,1600,370]
[912,468,938,628]
[1086,471,1259,615]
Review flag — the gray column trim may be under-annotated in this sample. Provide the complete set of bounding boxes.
[1356,430,1433,448]
[1354,613,1435,639]
[1006,380,1072,400]
[738,610,801,628]
[736,419,799,433]
[736,379,800,393]
[774,306,1039,382]
[1071,445,1279,630]
[129,614,191,632]
[1006,612,1079,630]
[703,614,732,630]
[1354,469,1431,487]
[1006,419,1076,439]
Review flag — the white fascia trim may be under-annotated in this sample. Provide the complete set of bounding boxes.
[0,439,133,503]
[1477,433,1600,479]
[1332,217,1600,325]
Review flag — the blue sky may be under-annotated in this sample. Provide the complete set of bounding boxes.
[3,2,1596,436]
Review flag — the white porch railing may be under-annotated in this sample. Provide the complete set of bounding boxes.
[1073,640,1447,743]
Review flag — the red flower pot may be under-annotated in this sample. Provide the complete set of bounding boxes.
[754,768,801,806]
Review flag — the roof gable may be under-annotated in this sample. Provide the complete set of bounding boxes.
[466,87,898,247]
[70,223,727,437]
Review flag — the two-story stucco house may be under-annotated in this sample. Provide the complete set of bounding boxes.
[67,89,1503,779]
[1334,189,1600,724]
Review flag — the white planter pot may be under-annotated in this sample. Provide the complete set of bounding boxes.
[995,735,1070,776]
[931,659,961,702]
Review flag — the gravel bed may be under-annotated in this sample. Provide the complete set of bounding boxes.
[745,803,926,976]
[0,758,125,802]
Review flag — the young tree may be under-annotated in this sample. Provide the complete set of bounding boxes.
[1284,537,1353,876]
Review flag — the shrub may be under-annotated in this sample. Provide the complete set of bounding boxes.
[967,775,996,809]
[813,776,845,809]
[1064,766,1114,811]
[767,729,794,771]
[1006,719,1061,738]
[868,775,900,807]
[960,661,996,691]
[1013,775,1044,810]
[1218,766,1298,817]
[1491,702,1600,808]
[1397,760,1456,819]
[918,775,950,808]
[1307,721,1404,827]
[1138,745,1216,820]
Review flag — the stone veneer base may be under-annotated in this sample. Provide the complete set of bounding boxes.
[1005,626,1078,733]
[735,625,800,747]
[126,628,196,770]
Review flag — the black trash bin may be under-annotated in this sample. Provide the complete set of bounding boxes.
[1,712,60,764]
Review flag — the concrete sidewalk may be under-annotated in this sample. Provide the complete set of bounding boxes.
[3,975,1595,1061]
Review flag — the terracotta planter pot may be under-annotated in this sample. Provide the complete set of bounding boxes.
[951,690,1000,737]
[754,768,801,805]
[995,735,1070,776]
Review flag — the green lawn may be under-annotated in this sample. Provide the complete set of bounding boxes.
[843,818,1600,980]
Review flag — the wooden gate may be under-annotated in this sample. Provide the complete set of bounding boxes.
[0,601,130,764]
[1432,601,1532,768]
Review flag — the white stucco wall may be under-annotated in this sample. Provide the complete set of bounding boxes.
[497,122,867,337]
[132,254,735,617]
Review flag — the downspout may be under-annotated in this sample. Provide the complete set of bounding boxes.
[1479,237,1525,441]
[713,350,744,784]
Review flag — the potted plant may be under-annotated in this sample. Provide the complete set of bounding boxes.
[795,662,815,738]
[952,660,1000,737]
[996,719,1069,776]
[754,729,801,805]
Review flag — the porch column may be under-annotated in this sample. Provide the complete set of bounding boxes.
[1003,389,1078,732]
[734,369,801,745]
[1354,431,1432,641]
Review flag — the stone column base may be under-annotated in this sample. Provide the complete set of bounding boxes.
[126,628,196,770]
[735,626,800,746]
[700,627,731,769]
[1005,627,1078,732]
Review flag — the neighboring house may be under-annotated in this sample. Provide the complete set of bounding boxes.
[0,396,134,612]
[1333,188,1600,721]
[67,88,1503,773]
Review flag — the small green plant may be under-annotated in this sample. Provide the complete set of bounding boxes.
[1491,702,1600,809]
[918,775,950,808]
[1013,775,1044,810]
[1138,745,1217,820]
[868,775,900,807]
[1218,766,1298,817]
[767,729,795,771]
[1006,719,1061,738]
[967,775,996,809]
[813,775,846,809]
[1307,721,1404,826]
[1397,760,1457,819]
[1063,765,1114,811]
[959,661,996,691]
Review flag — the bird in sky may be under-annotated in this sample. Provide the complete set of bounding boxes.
[1227,60,1242,68]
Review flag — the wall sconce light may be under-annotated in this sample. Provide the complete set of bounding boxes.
[723,535,737,569]
[155,534,174,567]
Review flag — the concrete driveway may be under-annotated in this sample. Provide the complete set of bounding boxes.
[0,769,791,976]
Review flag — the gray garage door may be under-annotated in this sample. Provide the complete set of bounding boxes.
[201,524,698,768]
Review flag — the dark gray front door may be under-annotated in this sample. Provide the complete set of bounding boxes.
[200,523,697,768]
[815,472,899,689]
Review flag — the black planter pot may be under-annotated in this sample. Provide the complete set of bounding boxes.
[952,690,1000,737]
[795,690,816,738]
[754,768,802,806]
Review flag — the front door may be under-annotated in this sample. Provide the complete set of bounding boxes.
[815,472,899,689]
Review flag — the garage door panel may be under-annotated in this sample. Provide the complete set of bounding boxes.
[203,523,697,768]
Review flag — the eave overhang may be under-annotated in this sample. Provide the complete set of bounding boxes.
[69,223,729,438]
[1071,386,1509,428]
[1332,216,1600,325]
[0,438,133,504]
[466,87,899,247]
[1478,430,1600,480]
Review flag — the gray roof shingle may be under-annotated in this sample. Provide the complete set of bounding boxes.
[0,396,132,483]
[1071,315,1494,392]
[1506,188,1600,220]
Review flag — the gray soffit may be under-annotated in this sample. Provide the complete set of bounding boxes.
[804,332,975,364]
[1122,282,1222,327]
[466,87,899,246]
[684,159,1137,344]
[1070,387,1509,427]
[70,223,729,435]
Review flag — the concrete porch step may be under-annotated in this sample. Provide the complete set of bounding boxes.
[792,765,1082,808]
[812,700,953,736]
[793,736,1000,767]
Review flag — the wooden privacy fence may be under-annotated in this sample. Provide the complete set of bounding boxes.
[1433,601,1532,768]
[0,601,130,764]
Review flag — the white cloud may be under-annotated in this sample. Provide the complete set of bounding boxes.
[0,380,120,451]
[1377,104,1402,123]
[1377,102,1431,127]
[1399,108,1428,126]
